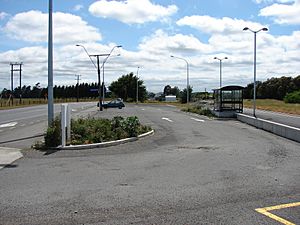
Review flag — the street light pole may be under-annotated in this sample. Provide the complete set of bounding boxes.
[75,44,97,70]
[170,55,189,103]
[136,67,140,104]
[243,27,268,117]
[101,45,122,103]
[214,57,228,88]
[48,0,54,126]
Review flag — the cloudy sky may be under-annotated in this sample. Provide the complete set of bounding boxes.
[0,0,299,93]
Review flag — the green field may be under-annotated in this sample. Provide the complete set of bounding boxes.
[0,98,98,110]
[244,99,300,115]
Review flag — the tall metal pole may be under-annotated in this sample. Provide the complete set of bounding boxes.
[214,57,227,89]
[10,64,13,105]
[19,63,22,104]
[136,67,140,104]
[102,62,105,103]
[253,32,257,117]
[219,60,222,88]
[243,27,268,118]
[96,56,103,111]
[48,0,54,125]
[170,55,189,103]
[186,61,189,104]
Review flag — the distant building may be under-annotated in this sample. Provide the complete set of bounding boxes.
[165,95,177,102]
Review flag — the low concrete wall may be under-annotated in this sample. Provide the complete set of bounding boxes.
[236,113,300,143]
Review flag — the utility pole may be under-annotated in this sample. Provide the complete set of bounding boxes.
[90,54,110,111]
[10,62,23,105]
[75,74,81,102]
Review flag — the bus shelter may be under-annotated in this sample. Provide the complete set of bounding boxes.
[213,86,244,114]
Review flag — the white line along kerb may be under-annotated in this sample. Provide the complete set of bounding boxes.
[162,117,173,123]
[191,118,205,122]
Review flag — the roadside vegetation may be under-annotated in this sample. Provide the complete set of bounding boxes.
[244,99,300,115]
[181,104,215,118]
[284,90,300,104]
[40,116,152,148]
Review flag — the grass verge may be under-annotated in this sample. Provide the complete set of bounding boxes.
[244,99,300,115]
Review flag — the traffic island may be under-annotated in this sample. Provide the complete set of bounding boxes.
[35,115,153,150]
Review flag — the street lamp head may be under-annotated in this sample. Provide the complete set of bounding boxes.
[243,27,249,31]
[170,55,174,58]
[262,27,268,31]
[224,57,228,59]
[116,45,122,48]
[214,57,217,59]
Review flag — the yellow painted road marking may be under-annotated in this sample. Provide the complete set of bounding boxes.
[255,202,300,225]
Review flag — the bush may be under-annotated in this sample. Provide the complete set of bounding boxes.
[41,116,152,148]
[284,90,300,103]
[44,117,61,147]
[182,105,215,117]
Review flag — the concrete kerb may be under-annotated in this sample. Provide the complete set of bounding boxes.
[236,113,300,143]
[57,130,154,150]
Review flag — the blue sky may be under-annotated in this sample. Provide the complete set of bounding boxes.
[0,0,299,93]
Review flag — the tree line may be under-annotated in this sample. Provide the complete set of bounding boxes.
[1,74,299,102]
[0,82,100,99]
[244,75,300,100]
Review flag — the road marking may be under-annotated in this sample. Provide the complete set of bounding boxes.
[162,117,173,123]
[29,122,34,125]
[20,124,26,127]
[191,117,205,122]
[0,122,18,128]
[255,202,300,225]
[141,108,145,111]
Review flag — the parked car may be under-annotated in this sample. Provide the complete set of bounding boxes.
[97,99,125,109]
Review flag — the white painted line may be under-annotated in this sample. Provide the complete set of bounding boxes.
[166,105,176,107]
[162,117,173,122]
[72,109,77,112]
[9,127,15,130]
[141,108,145,111]
[0,122,18,128]
[191,118,205,122]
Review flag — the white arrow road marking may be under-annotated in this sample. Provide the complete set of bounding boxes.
[162,117,173,122]
[0,122,18,128]
[191,118,205,122]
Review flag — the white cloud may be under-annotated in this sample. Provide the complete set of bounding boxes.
[177,15,266,34]
[4,10,102,44]
[259,0,300,24]
[139,29,211,54]
[73,4,84,11]
[89,0,178,24]
[0,12,9,20]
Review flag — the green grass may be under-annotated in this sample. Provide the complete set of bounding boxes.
[0,98,98,110]
[244,99,300,115]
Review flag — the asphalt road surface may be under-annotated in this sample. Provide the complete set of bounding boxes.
[243,108,300,129]
[0,103,299,225]
[0,102,97,149]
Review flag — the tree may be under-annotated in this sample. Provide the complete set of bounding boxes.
[163,85,172,96]
[180,86,193,103]
[109,72,147,102]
